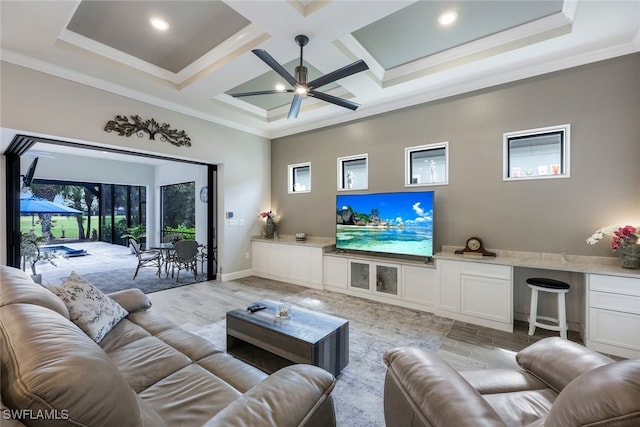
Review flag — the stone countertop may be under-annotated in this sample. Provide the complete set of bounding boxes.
[434,247,640,279]
[251,235,336,249]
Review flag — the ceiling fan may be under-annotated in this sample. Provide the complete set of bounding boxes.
[230,35,369,119]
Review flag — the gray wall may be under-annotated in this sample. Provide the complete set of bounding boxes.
[272,54,640,257]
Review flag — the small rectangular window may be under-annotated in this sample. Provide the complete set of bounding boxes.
[405,142,449,187]
[503,124,570,181]
[288,162,311,194]
[338,154,368,191]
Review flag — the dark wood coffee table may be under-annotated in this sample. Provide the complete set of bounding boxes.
[226,299,349,376]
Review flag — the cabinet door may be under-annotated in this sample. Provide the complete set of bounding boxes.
[309,247,323,286]
[589,308,640,352]
[270,244,289,278]
[349,261,371,292]
[403,265,436,307]
[438,260,461,313]
[252,241,270,275]
[461,275,512,323]
[374,263,400,298]
[288,245,310,282]
[324,256,348,289]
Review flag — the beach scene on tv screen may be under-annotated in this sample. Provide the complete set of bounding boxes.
[336,192,434,257]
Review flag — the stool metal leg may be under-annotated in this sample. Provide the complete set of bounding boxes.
[558,292,567,339]
[528,288,538,336]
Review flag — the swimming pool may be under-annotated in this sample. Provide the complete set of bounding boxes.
[41,245,87,257]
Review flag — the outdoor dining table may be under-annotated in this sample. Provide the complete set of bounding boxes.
[150,243,175,275]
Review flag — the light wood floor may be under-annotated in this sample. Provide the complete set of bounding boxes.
[148,276,584,371]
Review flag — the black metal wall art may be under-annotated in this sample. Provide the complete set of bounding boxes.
[104,115,191,147]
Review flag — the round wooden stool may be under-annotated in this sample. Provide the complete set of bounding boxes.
[526,277,570,339]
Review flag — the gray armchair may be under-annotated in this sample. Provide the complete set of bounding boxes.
[128,237,162,279]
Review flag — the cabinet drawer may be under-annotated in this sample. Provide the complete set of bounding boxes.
[590,291,640,315]
[461,262,511,280]
[590,274,640,296]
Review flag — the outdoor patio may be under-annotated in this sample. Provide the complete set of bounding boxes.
[34,241,208,293]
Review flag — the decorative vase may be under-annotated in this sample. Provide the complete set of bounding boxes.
[619,242,640,269]
[264,216,275,239]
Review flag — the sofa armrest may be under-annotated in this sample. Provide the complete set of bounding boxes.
[108,288,152,313]
[202,364,336,427]
[516,337,613,393]
[383,347,507,427]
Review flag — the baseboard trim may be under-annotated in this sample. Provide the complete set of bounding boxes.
[220,269,253,281]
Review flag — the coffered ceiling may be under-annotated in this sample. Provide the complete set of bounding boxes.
[1,1,639,139]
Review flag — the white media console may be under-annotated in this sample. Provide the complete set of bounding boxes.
[251,236,640,358]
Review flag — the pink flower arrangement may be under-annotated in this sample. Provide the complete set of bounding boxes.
[587,225,639,250]
[258,211,278,222]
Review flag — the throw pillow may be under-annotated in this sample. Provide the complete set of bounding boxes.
[46,271,128,343]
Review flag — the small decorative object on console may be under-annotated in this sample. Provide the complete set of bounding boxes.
[454,237,496,257]
[295,232,306,241]
[259,211,279,239]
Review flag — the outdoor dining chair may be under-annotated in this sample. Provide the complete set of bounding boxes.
[172,239,199,282]
[128,237,162,279]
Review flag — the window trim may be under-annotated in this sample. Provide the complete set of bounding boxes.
[337,153,368,191]
[405,141,449,187]
[288,162,311,194]
[503,124,571,181]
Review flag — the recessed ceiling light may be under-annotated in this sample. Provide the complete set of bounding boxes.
[149,17,169,31]
[438,10,458,26]
[275,83,286,91]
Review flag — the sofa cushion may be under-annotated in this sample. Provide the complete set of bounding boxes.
[0,303,142,427]
[516,337,613,392]
[138,363,243,426]
[482,389,556,426]
[0,265,69,318]
[46,271,128,343]
[106,335,192,393]
[545,358,640,427]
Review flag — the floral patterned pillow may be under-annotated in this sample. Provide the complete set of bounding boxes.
[46,272,128,343]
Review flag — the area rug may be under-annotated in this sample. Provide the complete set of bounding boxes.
[193,288,454,427]
[54,268,206,294]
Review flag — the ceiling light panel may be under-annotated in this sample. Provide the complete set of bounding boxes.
[66,1,251,73]
[351,0,563,69]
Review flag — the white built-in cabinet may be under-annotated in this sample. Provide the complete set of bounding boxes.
[323,253,436,311]
[252,240,323,289]
[252,239,640,359]
[586,274,640,358]
[437,259,513,332]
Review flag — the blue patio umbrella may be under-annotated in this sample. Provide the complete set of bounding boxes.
[20,194,82,215]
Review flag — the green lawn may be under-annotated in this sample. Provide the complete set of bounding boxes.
[20,216,95,239]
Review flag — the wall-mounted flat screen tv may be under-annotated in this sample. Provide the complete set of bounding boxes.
[336,191,434,257]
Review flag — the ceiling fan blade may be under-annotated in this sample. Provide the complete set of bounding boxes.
[288,95,303,119]
[230,89,293,97]
[308,90,360,111]
[252,49,298,87]
[307,60,369,90]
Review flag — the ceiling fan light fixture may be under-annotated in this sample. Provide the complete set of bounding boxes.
[438,10,458,26]
[229,34,368,119]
